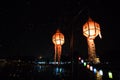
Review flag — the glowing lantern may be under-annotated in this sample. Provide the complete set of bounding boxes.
[96,71,103,80]
[108,71,113,79]
[87,64,90,69]
[83,62,87,67]
[52,29,65,65]
[90,66,93,71]
[93,68,97,73]
[83,17,102,64]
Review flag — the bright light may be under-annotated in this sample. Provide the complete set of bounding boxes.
[83,62,87,67]
[52,29,65,45]
[108,71,113,79]
[81,59,84,63]
[93,68,97,73]
[99,69,103,76]
[90,66,93,71]
[39,56,42,59]
[78,57,81,60]
[87,64,90,69]
[83,17,101,39]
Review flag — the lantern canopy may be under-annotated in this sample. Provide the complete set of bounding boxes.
[83,17,102,39]
[52,29,65,45]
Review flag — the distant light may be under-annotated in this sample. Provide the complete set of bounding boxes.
[68,61,71,64]
[106,62,109,64]
[37,61,46,64]
[18,59,21,62]
[39,56,42,59]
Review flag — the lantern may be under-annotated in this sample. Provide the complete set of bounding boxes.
[83,17,102,64]
[83,17,102,39]
[52,29,65,65]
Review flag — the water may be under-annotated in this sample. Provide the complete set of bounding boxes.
[0,61,73,80]
[1,60,118,80]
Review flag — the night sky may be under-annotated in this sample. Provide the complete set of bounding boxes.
[0,0,120,65]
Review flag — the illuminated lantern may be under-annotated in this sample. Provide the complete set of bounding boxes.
[87,64,90,69]
[108,71,113,79]
[52,29,65,65]
[83,17,102,64]
[96,71,103,80]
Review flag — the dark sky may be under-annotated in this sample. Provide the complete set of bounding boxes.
[0,0,120,64]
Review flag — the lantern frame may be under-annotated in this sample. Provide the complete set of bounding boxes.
[83,18,100,39]
[52,29,65,45]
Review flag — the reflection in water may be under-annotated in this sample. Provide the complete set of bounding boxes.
[1,61,110,80]
[34,64,66,79]
[53,67,65,75]
[34,64,47,72]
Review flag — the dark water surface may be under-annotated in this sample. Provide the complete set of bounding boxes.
[0,61,72,80]
[0,60,119,80]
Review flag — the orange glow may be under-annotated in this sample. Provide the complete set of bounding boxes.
[83,17,102,39]
[52,29,65,65]
[83,17,101,64]
[52,29,65,45]
[87,64,90,69]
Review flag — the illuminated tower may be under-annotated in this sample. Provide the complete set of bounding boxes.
[83,17,102,64]
[52,29,65,65]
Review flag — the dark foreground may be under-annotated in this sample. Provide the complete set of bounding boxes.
[0,60,119,80]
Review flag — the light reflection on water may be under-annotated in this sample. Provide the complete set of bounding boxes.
[32,64,71,80]
[34,64,48,72]
[2,60,103,80]
[0,61,103,80]
[34,64,65,76]
[0,62,71,80]
[53,67,65,75]
[1,61,119,80]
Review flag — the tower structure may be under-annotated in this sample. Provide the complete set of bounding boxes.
[83,17,102,64]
